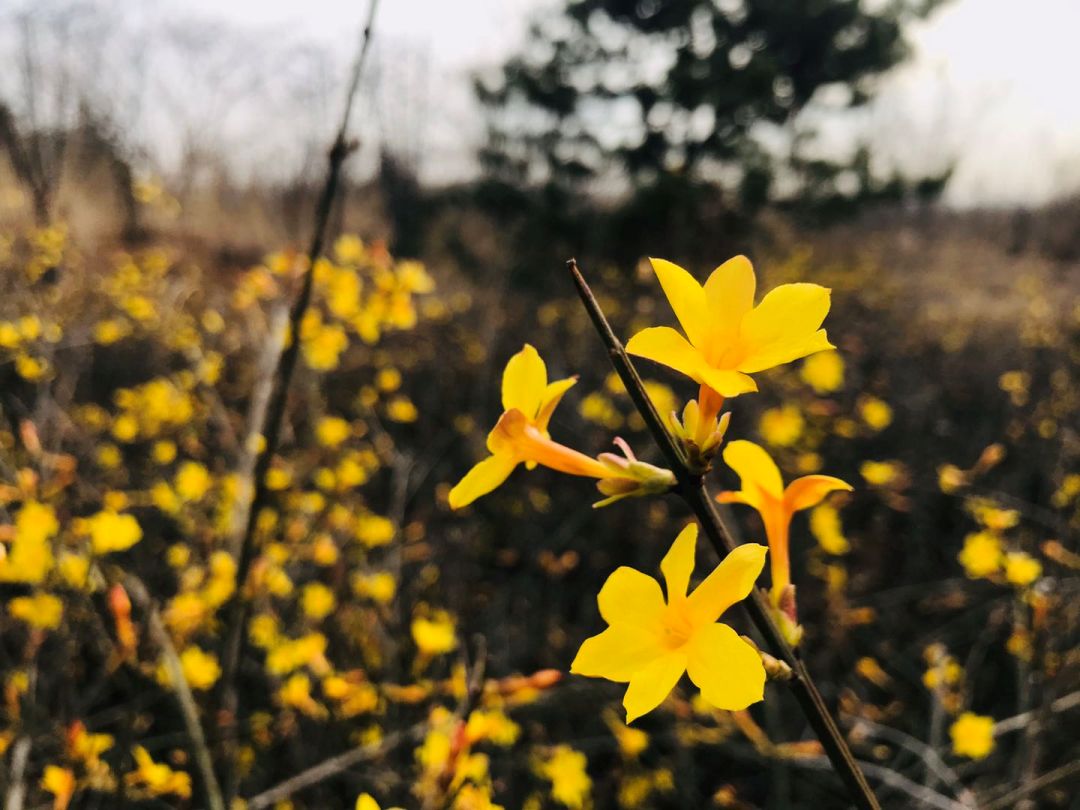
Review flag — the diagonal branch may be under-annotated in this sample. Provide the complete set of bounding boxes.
[567,258,881,810]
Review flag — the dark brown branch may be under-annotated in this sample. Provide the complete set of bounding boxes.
[567,258,881,810]
[216,0,382,800]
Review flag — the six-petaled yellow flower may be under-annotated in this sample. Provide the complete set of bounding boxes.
[572,524,768,723]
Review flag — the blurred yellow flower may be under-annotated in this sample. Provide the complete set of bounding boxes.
[759,404,804,447]
[626,256,833,398]
[352,571,397,604]
[950,712,995,759]
[412,611,457,657]
[125,746,192,798]
[800,350,844,393]
[536,746,591,809]
[174,461,212,502]
[809,503,850,555]
[386,396,418,423]
[87,510,143,555]
[301,582,337,620]
[316,416,351,447]
[40,765,75,809]
[1004,551,1041,587]
[958,532,1002,579]
[9,592,63,629]
[859,460,901,487]
[857,396,893,431]
[572,524,767,722]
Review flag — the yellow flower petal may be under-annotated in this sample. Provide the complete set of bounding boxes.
[501,344,547,418]
[448,454,519,509]
[356,794,381,810]
[685,543,768,626]
[535,376,577,433]
[623,650,686,723]
[697,366,758,398]
[649,258,708,345]
[703,255,756,346]
[737,283,833,373]
[784,475,852,512]
[686,623,766,710]
[571,625,665,682]
[597,567,667,629]
[660,523,698,602]
[625,326,707,382]
[722,440,784,502]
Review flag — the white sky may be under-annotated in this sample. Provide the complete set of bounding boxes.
[12,0,1080,206]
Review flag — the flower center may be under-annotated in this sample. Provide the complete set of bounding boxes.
[660,604,694,650]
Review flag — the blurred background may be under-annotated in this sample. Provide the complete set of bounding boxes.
[1,0,1078,808]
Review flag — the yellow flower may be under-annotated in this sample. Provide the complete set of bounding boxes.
[536,746,591,809]
[181,646,221,690]
[301,582,336,620]
[152,440,177,464]
[759,404,804,447]
[9,593,64,629]
[316,416,351,447]
[958,532,1002,579]
[87,510,143,555]
[809,503,850,555]
[58,553,90,588]
[718,440,850,605]
[859,460,901,487]
[950,712,995,759]
[352,571,397,604]
[1004,551,1041,587]
[40,765,75,809]
[571,524,767,723]
[174,461,212,502]
[0,502,58,584]
[386,396,418,423]
[857,396,893,431]
[126,746,192,798]
[626,256,833,398]
[412,611,457,657]
[800,350,844,393]
[356,513,395,547]
[448,345,580,509]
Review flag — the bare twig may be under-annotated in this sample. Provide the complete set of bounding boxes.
[3,736,32,810]
[980,759,1080,810]
[216,0,382,798]
[992,689,1080,736]
[795,755,968,810]
[244,725,423,810]
[567,258,881,810]
[124,575,226,810]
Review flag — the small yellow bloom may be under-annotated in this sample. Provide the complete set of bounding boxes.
[536,746,591,809]
[9,593,64,630]
[448,345,580,509]
[809,504,850,555]
[301,582,337,620]
[718,440,850,604]
[40,765,76,809]
[174,461,212,502]
[572,524,767,722]
[950,712,995,759]
[626,256,833,398]
[857,396,893,431]
[859,460,901,487]
[759,404,804,448]
[385,396,418,423]
[958,532,1002,579]
[126,746,192,798]
[316,416,351,447]
[800,350,844,393]
[412,611,457,657]
[180,646,221,690]
[87,510,143,555]
[1004,551,1041,587]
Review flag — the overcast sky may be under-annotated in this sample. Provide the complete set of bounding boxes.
[11,0,1078,206]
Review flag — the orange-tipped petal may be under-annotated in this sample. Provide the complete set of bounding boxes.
[784,474,852,512]
[722,440,784,502]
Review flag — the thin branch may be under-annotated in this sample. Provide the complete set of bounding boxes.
[980,759,1080,810]
[244,725,423,810]
[992,689,1080,737]
[795,755,968,810]
[124,575,225,810]
[217,0,382,798]
[3,736,32,810]
[567,258,881,810]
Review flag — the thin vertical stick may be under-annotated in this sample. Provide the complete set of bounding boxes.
[567,258,881,810]
[217,0,382,799]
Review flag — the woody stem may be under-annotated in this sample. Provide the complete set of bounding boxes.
[567,258,881,810]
